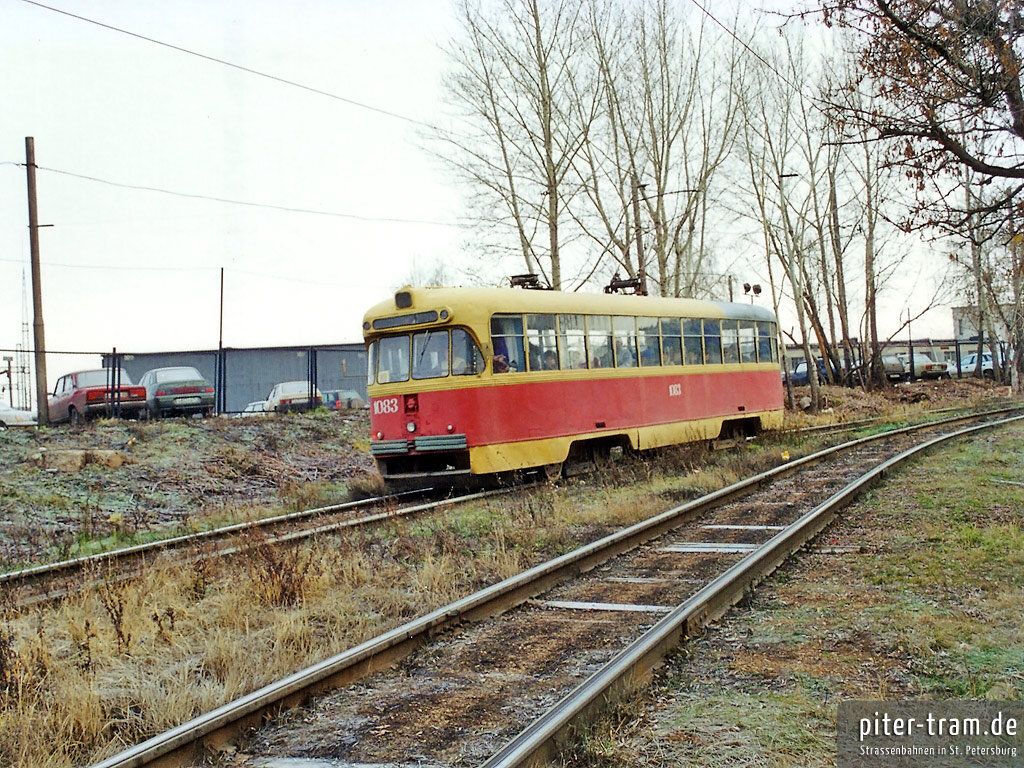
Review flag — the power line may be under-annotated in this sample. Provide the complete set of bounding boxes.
[1,161,460,227]
[0,256,351,287]
[19,0,443,132]
[0,255,216,272]
[686,0,823,114]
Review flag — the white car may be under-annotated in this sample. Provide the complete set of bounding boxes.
[0,403,37,428]
[958,352,994,378]
[236,400,269,418]
[265,381,323,413]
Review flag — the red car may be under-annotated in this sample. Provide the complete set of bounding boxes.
[48,369,147,426]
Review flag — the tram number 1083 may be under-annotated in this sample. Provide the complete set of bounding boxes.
[668,383,682,397]
[373,397,400,415]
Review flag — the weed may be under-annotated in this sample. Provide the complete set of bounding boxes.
[98,578,132,654]
[70,619,98,672]
[151,609,175,645]
[243,535,317,607]
[347,471,387,499]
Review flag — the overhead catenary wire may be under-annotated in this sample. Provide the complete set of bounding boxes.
[0,256,352,288]
[18,0,444,133]
[0,162,460,228]
[686,0,830,120]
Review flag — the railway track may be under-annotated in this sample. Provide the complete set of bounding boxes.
[1,488,511,607]
[85,406,1023,768]
[4,403,1009,608]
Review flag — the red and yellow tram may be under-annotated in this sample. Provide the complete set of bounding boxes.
[363,286,783,487]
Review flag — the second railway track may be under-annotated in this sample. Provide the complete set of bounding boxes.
[5,403,1015,608]
[86,407,1024,768]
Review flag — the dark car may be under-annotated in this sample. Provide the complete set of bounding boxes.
[48,369,147,425]
[322,389,367,411]
[882,355,905,382]
[138,366,215,418]
[789,359,825,386]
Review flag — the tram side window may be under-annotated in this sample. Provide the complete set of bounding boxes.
[452,328,485,375]
[769,322,780,363]
[703,319,723,364]
[366,340,378,386]
[377,334,410,383]
[740,321,757,363]
[412,330,450,380]
[490,314,526,373]
[588,316,613,368]
[638,317,662,366]
[558,314,588,369]
[661,317,683,366]
[683,318,703,365]
[613,316,638,367]
[722,319,740,364]
[527,314,559,370]
[756,322,771,362]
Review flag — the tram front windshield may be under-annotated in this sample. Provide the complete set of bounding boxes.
[370,328,484,384]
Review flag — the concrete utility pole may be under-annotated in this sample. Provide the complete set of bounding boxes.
[25,137,49,425]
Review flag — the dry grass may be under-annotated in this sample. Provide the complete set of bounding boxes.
[0,514,517,766]
[1,385,1012,766]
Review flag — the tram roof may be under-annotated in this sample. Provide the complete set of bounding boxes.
[363,286,777,332]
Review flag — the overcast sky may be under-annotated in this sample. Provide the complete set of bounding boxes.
[2,0,466,360]
[1,0,952,387]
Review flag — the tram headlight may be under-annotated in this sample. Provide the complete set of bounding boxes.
[376,431,383,439]
[406,421,416,433]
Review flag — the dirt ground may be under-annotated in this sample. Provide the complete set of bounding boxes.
[786,377,1015,422]
[0,410,374,568]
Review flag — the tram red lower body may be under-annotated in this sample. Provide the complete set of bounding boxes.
[371,369,783,446]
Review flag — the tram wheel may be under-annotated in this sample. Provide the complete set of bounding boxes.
[542,462,563,482]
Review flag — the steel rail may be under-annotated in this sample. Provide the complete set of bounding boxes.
[481,413,1024,768]
[86,405,1023,768]
[0,491,418,586]
[0,487,479,592]
[5,404,1012,591]
[785,401,1016,435]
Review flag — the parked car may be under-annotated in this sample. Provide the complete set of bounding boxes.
[881,355,905,382]
[901,353,950,380]
[0,403,37,429]
[48,369,147,425]
[236,400,269,417]
[322,389,367,411]
[265,381,323,413]
[788,359,824,386]
[958,352,994,378]
[138,366,215,418]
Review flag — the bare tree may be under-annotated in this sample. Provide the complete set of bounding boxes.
[816,1,1024,235]
[738,39,825,410]
[571,0,746,297]
[439,0,599,288]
